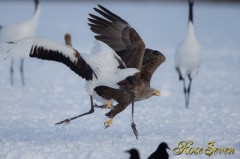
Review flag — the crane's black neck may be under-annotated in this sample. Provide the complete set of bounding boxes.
[34,0,39,11]
[189,0,194,24]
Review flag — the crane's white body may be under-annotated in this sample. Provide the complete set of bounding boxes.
[0,3,40,44]
[0,0,40,86]
[175,22,202,79]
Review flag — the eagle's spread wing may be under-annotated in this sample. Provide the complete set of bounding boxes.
[140,48,165,86]
[0,37,95,81]
[88,5,145,74]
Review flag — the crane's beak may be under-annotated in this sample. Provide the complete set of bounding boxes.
[153,90,161,96]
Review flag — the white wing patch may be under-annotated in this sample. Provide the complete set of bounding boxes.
[0,37,78,63]
[83,40,139,94]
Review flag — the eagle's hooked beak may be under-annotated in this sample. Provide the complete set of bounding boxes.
[153,90,161,96]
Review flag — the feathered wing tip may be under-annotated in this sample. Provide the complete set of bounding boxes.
[0,40,33,60]
[0,37,75,59]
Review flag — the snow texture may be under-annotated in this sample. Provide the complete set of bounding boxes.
[0,1,239,159]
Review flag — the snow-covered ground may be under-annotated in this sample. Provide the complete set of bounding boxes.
[0,1,239,159]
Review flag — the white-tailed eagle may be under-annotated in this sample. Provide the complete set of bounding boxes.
[88,5,166,139]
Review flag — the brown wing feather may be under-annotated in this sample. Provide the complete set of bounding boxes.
[88,5,145,73]
[140,49,166,86]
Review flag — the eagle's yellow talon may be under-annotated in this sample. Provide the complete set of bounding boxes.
[105,100,113,109]
[104,118,113,128]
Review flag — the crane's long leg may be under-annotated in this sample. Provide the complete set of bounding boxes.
[130,92,138,140]
[183,79,188,108]
[55,95,95,125]
[10,58,14,86]
[187,76,192,107]
[20,58,25,87]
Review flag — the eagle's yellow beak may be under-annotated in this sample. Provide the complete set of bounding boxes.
[153,90,161,96]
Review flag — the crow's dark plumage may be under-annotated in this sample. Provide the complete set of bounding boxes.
[126,148,140,159]
[147,142,170,159]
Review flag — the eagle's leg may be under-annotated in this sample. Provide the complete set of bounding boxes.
[104,118,113,128]
[103,100,114,128]
[94,100,113,110]
[104,102,129,128]
[55,95,95,125]
[130,92,138,140]
[105,100,113,109]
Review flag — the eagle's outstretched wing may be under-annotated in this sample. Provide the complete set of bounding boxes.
[141,49,165,86]
[88,5,145,79]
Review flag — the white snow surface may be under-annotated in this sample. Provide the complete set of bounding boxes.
[0,1,239,159]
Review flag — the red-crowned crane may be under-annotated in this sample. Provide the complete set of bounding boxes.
[0,0,40,86]
[175,0,202,108]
